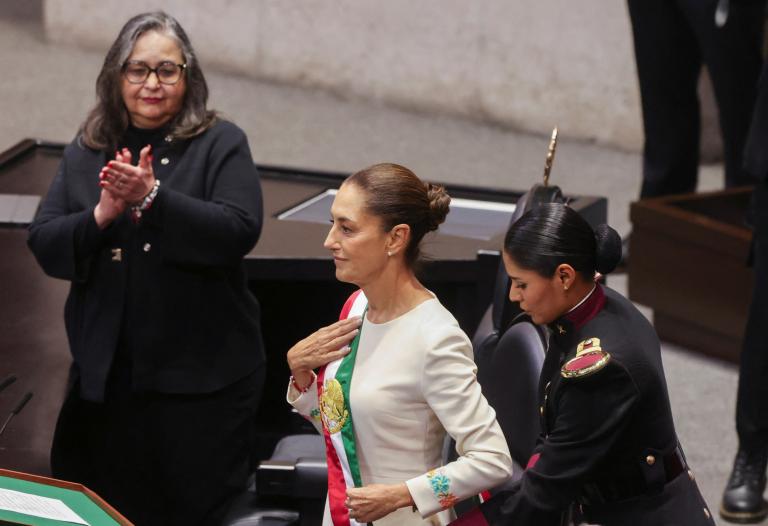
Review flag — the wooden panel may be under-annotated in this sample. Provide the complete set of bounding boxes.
[629,188,753,362]
[0,143,70,475]
[654,313,743,363]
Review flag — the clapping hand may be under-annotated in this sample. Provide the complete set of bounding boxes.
[93,148,132,229]
[99,145,156,205]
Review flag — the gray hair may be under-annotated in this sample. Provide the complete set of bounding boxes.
[80,11,216,151]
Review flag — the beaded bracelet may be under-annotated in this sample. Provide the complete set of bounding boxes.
[290,371,317,394]
[130,179,160,223]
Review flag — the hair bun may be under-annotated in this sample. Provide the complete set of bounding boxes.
[426,183,451,232]
[594,224,622,274]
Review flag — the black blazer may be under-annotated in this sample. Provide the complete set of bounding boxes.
[28,120,265,402]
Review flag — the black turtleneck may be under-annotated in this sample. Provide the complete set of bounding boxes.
[122,124,171,159]
[107,124,177,399]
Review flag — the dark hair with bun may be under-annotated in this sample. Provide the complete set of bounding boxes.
[503,203,621,280]
[345,163,450,268]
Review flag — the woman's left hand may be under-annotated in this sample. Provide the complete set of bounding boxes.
[100,145,156,205]
[345,483,414,523]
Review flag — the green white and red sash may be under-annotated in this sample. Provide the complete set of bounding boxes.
[318,289,368,526]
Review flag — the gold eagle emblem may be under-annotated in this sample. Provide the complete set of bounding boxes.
[320,378,348,434]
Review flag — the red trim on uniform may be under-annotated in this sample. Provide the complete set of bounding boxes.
[526,452,541,469]
[450,506,489,526]
[480,490,492,502]
[565,284,605,329]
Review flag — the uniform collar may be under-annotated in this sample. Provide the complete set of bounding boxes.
[548,284,606,345]
[564,284,605,330]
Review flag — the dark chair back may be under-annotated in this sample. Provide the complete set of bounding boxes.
[475,314,547,468]
[470,181,563,472]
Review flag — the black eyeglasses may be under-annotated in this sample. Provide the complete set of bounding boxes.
[122,60,187,85]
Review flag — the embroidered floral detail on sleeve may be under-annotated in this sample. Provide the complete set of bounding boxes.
[427,469,459,508]
[309,408,321,421]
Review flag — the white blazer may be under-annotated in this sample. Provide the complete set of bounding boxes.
[288,295,513,526]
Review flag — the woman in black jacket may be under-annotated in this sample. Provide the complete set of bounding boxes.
[28,11,264,526]
[460,203,714,525]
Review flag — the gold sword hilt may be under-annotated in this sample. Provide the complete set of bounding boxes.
[543,127,558,187]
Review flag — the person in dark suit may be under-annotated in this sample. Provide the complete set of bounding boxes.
[627,0,765,198]
[453,203,714,525]
[721,58,768,523]
[27,11,264,526]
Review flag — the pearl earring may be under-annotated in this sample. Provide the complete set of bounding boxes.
[387,251,392,257]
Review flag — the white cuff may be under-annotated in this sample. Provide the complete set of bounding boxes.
[406,468,458,518]
[286,373,317,408]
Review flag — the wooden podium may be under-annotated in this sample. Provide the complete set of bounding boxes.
[629,187,753,362]
[0,469,132,525]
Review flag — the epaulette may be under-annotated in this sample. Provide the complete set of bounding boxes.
[561,337,611,379]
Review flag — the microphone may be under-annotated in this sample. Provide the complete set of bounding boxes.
[0,391,33,437]
[0,375,17,394]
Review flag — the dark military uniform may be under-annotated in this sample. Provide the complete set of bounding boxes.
[477,285,714,525]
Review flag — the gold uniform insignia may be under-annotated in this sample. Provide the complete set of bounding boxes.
[576,337,601,355]
[561,337,611,379]
[320,378,348,434]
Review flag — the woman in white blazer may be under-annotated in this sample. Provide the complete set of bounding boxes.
[286,163,513,526]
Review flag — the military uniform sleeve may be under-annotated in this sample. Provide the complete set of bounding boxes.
[140,123,263,267]
[495,361,639,523]
[406,326,513,517]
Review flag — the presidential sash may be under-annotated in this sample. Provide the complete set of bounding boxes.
[318,290,368,526]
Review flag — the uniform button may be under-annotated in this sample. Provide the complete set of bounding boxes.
[703,508,710,519]
[539,406,544,416]
[646,455,656,466]
[143,243,151,252]
[160,157,170,165]
[688,469,695,481]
